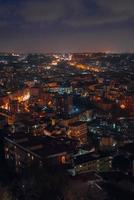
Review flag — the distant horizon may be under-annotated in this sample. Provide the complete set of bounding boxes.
[0,51,134,55]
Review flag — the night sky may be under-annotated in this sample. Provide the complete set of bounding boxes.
[0,0,134,53]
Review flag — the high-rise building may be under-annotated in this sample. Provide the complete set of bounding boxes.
[55,94,73,116]
[68,121,88,145]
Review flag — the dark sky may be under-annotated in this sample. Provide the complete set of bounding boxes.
[0,0,134,53]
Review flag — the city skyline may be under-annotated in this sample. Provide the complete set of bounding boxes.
[0,0,134,53]
[0,1,134,199]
